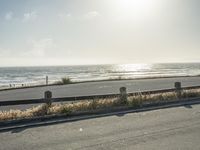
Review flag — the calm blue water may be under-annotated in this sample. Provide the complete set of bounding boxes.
[0,63,200,88]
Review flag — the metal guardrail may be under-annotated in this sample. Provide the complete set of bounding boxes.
[0,84,200,107]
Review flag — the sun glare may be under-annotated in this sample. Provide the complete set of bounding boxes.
[117,64,152,72]
[115,0,158,21]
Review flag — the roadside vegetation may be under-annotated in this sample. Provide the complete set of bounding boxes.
[0,88,200,121]
[54,77,72,85]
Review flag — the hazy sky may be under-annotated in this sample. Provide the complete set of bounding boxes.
[0,0,199,66]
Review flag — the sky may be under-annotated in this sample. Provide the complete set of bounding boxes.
[0,0,199,66]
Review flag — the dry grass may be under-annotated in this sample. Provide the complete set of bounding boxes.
[1,88,200,121]
[49,97,121,115]
[127,92,178,108]
[0,104,49,121]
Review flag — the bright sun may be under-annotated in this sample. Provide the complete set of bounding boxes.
[115,0,158,21]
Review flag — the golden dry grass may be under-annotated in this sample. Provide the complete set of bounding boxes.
[0,88,200,121]
[0,104,49,121]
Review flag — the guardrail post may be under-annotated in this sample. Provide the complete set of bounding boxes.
[46,76,48,85]
[175,82,182,98]
[44,91,52,106]
[120,87,127,104]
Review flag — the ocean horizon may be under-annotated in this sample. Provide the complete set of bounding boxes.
[0,63,200,88]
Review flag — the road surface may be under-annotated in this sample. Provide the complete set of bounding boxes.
[1,76,200,110]
[0,103,200,150]
[0,76,200,101]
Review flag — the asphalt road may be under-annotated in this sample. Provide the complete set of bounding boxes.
[0,76,200,101]
[0,103,200,150]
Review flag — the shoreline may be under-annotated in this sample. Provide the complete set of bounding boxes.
[0,75,200,92]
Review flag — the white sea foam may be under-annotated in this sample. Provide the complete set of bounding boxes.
[0,63,200,88]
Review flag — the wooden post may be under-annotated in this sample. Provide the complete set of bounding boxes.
[175,82,182,98]
[44,91,52,106]
[46,76,48,85]
[120,87,127,104]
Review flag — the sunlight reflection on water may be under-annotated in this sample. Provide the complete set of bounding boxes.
[114,64,152,72]
[0,63,200,88]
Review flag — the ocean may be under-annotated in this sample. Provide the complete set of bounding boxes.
[0,63,200,89]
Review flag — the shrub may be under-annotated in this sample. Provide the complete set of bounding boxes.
[128,95,143,108]
[55,77,72,85]
[60,106,72,115]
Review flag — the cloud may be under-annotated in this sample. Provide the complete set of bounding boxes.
[58,13,71,21]
[5,12,13,21]
[0,48,11,57]
[83,11,101,19]
[22,11,37,22]
[57,11,100,21]
[25,38,56,57]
